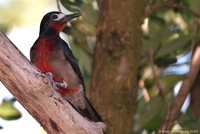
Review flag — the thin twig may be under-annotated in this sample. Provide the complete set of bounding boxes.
[149,51,169,107]
[138,79,150,102]
[56,0,61,12]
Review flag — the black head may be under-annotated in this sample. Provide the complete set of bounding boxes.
[39,11,81,36]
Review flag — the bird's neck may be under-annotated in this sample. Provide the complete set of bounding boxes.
[35,35,60,55]
[39,27,60,37]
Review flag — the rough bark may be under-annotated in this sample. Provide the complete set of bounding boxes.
[0,31,105,134]
[89,1,146,134]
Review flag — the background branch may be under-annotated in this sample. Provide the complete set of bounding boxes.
[158,43,200,133]
[149,52,169,107]
[0,31,105,134]
[56,0,61,12]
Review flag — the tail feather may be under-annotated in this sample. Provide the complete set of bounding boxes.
[84,96,102,122]
[68,96,102,122]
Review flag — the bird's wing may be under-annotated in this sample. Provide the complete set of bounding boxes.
[30,40,38,64]
[61,39,85,89]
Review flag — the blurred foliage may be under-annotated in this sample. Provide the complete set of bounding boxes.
[134,96,166,133]
[0,0,52,32]
[136,0,200,133]
[178,107,200,130]
[0,0,200,132]
[0,99,21,120]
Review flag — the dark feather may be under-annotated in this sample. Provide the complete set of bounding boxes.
[68,96,102,122]
[61,39,102,122]
[61,39,85,89]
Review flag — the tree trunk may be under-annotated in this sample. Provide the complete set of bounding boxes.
[89,1,146,134]
[0,31,105,134]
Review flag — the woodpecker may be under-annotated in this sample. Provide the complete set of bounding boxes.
[30,11,102,122]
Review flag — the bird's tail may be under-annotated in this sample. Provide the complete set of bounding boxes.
[84,96,102,122]
[69,96,102,122]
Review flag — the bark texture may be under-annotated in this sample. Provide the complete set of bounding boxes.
[0,31,105,134]
[90,1,146,134]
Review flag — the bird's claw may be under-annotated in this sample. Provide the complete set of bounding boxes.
[35,71,68,97]
[49,81,68,97]
[35,71,46,77]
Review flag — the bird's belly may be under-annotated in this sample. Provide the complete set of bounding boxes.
[49,56,79,87]
[49,59,81,96]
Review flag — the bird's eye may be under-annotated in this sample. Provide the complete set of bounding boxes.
[51,14,58,20]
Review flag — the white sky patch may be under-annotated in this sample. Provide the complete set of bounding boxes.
[174,81,190,113]
[7,26,39,59]
[0,102,42,134]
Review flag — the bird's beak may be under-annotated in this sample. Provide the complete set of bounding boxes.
[61,12,81,23]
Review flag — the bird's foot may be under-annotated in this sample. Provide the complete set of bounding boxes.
[35,71,50,83]
[35,71,68,97]
[50,81,68,97]
[35,71,58,96]
[55,81,68,88]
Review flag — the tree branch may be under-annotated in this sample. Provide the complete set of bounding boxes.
[56,0,61,12]
[158,43,200,133]
[191,71,200,119]
[149,52,169,107]
[0,31,105,134]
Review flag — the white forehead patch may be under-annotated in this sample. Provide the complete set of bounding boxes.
[52,13,66,21]
[57,13,66,20]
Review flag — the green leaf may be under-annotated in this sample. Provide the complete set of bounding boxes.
[80,3,98,25]
[161,75,183,94]
[134,96,166,133]
[178,108,200,130]
[182,9,193,20]
[155,33,192,58]
[60,0,83,12]
[142,18,169,52]
[0,99,21,120]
